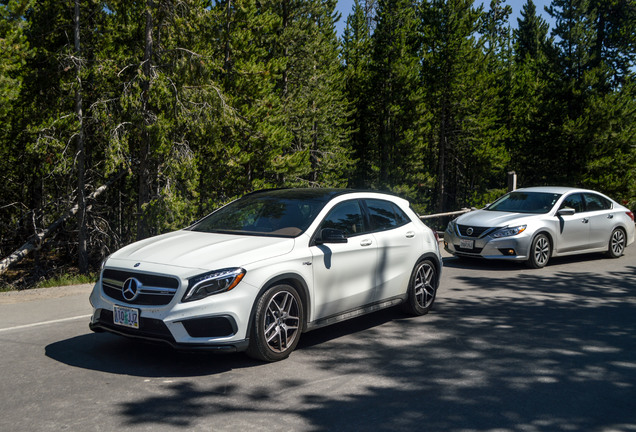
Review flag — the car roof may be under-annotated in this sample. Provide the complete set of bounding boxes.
[514,186,596,195]
[246,188,404,202]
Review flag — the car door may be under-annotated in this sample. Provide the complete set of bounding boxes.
[583,193,615,249]
[557,193,590,253]
[310,200,378,320]
[363,199,420,302]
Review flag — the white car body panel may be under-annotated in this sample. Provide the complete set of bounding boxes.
[89,189,443,354]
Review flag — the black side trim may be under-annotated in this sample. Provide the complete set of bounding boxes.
[305,295,405,331]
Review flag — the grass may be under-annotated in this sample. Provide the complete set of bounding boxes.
[34,273,97,289]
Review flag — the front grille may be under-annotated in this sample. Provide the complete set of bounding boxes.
[102,269,180,306]
[457,225,494,238]
[455,246,484,254]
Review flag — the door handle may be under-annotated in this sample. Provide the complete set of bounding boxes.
[607,214,614,219]
[582,218,589,224]
[360,239,373,247]
[405,231,415,238]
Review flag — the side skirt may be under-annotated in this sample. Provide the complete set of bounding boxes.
[305,295,406,332]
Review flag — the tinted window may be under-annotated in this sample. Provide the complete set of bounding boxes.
[488,192,561,214]
[366,199,409,231]
[320,201,365,237]
[583,193,612,212]
[560,193,584,213]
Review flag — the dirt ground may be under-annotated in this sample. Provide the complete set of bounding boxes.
[0,283,94,304]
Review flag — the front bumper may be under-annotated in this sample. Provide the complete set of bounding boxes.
[444,229,532,261]
[89,276,256,351]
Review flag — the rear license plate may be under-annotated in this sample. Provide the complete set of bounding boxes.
[460,239,474,250]
[113,305,139,329]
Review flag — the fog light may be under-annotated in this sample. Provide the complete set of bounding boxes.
[499,248,516,256]
[444,241,448,248]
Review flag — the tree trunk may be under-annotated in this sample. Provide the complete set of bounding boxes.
[137,0,154,240]
[74,0,88,274]
[0,169,127,276]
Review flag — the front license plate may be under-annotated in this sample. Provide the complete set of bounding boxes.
[113,305,139,329]
[460,239,474,250]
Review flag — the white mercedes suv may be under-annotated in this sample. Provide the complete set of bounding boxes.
[89,188,442,361]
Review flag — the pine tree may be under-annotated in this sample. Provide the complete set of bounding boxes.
[544,0,636,199]
[420,0,508,211]
[342,0,373,188]
[272,0,353,188]
[368,0,427,199]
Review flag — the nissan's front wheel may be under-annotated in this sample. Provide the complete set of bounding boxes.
[527,233,551,268]
[246,284,303,362]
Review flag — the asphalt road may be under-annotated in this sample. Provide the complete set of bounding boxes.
[1,246,635,432]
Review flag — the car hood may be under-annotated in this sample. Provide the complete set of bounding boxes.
[108,230,295,271]
[456,209,537,228]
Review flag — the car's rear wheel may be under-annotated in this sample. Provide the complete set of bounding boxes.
[607,228,626,258]
[402,259,438,316]
[527,233,550,268]
[246,284,303,362]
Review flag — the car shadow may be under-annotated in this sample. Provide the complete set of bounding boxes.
[442,251,612,270]
[44,307,409,377]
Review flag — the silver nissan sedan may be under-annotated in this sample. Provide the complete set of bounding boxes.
[444,186,635,268]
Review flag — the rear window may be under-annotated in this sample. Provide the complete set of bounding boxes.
[365,199,410,231]
[583,193,612,211]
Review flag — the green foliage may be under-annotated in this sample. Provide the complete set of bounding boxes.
[1,0,635,287]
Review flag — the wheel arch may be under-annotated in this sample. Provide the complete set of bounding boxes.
[418,252,443,280]
[246,273,311,341]
[529,230,554,256]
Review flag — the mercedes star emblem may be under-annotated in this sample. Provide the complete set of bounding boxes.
[122,277,142,301]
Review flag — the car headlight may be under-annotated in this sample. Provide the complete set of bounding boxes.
[183,268,246,302]
[492,225,527,238]
[446,220,456,233]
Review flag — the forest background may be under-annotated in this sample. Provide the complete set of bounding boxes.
[0,0,634,288]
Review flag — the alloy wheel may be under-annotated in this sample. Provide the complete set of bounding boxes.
[263,290,301,353]
[610,229,626,256]
[534,236,550,267]
[413,261,436,309]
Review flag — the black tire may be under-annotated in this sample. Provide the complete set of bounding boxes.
[527,233,551,269]
[606,228,626,258]
[246,284,303,362]
[402,259,438,316]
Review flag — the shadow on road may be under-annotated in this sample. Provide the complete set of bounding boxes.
[46,264,636,431]
[442,250,614,270]
[45,332,257,377]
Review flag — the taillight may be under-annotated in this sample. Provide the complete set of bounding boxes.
[627,211,635,222]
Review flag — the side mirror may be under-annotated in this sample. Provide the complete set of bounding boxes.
[316,228,348,244]
[557,207,575,216]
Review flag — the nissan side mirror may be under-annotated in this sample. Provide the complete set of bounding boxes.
[557,207,575,216]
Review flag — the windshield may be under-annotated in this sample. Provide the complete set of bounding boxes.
[188,191,333,237]
[487,191,562,214]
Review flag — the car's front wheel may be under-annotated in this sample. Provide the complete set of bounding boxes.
[527,233,551,268]
[607,228,626,258]
[246,284,304,362]
[402,259,438,316]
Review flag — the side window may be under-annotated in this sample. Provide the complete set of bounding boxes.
[319,200,365,237]
[583,193,612,212]
[366,199,409,231]
[560,193,584,213]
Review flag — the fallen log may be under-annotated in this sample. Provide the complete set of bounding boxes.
[0,169,127,276]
